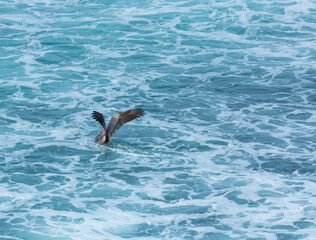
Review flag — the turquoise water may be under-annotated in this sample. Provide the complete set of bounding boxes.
[1,0,316,239]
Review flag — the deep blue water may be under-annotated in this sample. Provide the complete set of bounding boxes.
[1,0,316,239]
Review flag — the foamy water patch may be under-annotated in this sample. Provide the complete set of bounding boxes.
[1,0,316,239]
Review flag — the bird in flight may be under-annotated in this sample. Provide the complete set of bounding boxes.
[92,108,145,144]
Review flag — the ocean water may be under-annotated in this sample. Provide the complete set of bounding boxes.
[0,0,316,239]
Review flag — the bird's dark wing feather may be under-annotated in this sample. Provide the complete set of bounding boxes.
[92,111,106,129]
[106,108,144,142]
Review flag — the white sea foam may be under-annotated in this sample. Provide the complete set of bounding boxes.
[1,0,316,239]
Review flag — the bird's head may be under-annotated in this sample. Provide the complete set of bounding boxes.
[95,134,106,144]
[94,128,106,144]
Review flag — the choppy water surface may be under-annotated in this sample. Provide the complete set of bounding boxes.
[1,0,316,239]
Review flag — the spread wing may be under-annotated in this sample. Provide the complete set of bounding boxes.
[92,111,106,129]
[106,108,144,142]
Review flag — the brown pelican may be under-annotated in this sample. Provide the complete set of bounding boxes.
[92,108,145,144]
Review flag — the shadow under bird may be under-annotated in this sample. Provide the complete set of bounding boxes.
[92,108,145,144]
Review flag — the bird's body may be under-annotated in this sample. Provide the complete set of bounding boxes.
[92,108,144,144]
